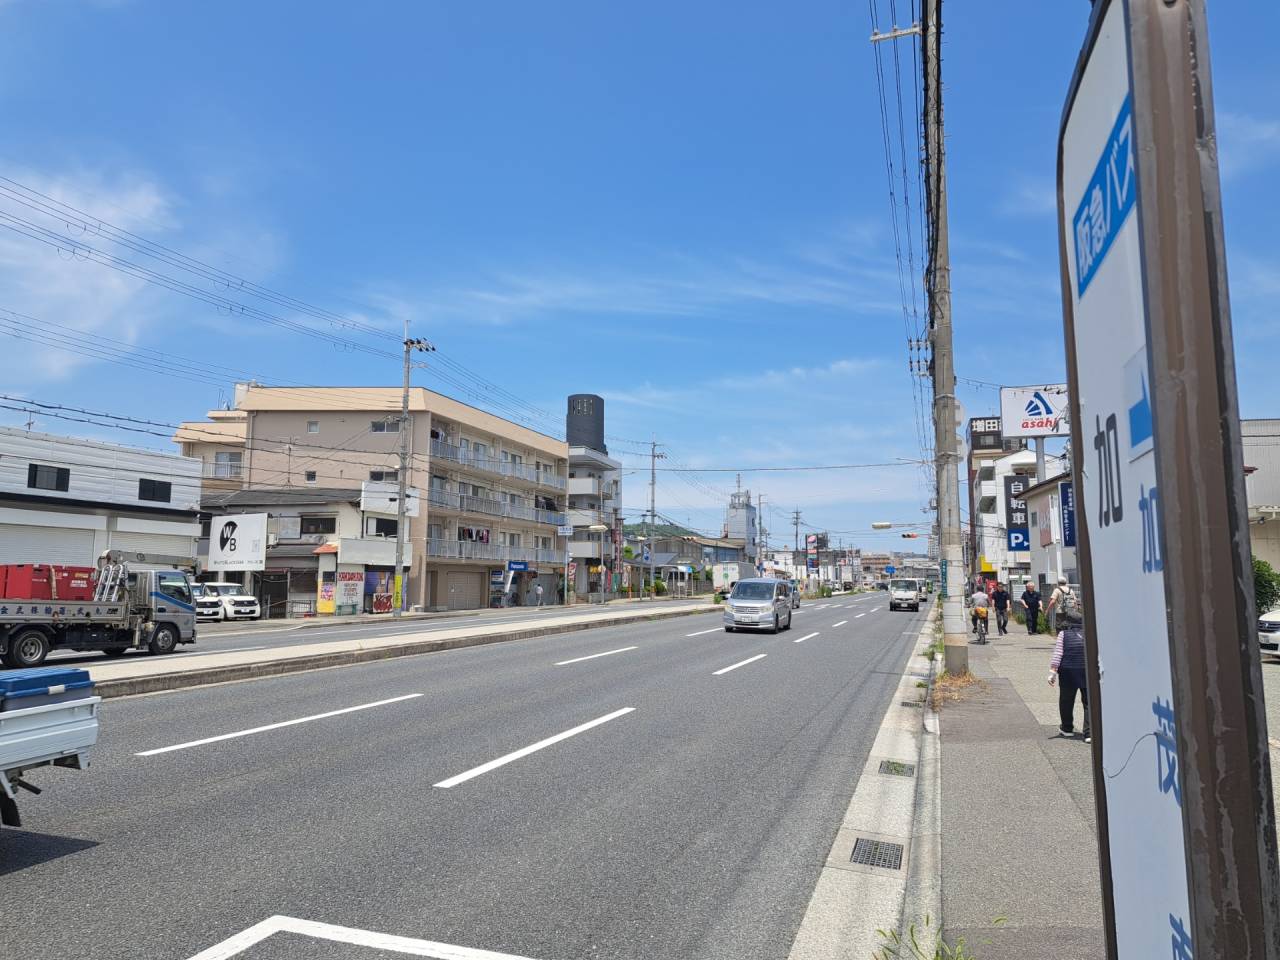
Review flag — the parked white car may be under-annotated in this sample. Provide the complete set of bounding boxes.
[1259,607,1280,652]
[193,582,260,621]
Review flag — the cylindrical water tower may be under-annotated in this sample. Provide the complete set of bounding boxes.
[566,394,606,453]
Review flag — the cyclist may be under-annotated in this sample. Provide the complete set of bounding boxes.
[970,585,991,642]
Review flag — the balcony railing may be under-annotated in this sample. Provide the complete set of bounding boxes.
[430,439,566,490]
[424,539,563,564]
[203,462,243,479]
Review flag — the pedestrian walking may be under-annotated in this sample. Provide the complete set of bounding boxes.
[535,581,544,607]
[1048,603,1090,742]
[1046,576,1074,633]
[991,581,1011,635]
[1020,581,1042,634]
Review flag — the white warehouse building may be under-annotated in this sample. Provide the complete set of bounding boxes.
[0,427,202,567]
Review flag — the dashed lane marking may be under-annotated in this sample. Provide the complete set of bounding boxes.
[555,646,638,665]
[832,620,848,627]
[793,632,820,644]
[434,708,635,788]
[713,653,768,676]
[685,627,722,637]
[136,694,424,756]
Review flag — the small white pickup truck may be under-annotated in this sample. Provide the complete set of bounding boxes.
[0,666,99,828]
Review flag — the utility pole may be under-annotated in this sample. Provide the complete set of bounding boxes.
[921,0,966,673]
[393,319,435,618]
[792,509,802,551]
[647,439,664,598]
[758,494,767,573]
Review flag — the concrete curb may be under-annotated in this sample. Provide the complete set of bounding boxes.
[893,613,943,947]
[94,605,717,700]
[785,607,939,960]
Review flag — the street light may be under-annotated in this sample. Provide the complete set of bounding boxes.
[589,523,609,604]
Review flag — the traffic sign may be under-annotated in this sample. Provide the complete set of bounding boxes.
[641,544,651,564]
[884,565,895,575]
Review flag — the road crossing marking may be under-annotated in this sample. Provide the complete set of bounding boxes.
[135,694,424,756]
[685,627,721,637]
[555,646,638,665]
[185,914,540,960]
[793,632,820,644]
[712,653,767,676]
[434,708,635,788]
[832,620,848,627]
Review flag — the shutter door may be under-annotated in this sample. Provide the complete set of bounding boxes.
[0,524,96,565]
[446,571,483,610]
[108,532,195,567]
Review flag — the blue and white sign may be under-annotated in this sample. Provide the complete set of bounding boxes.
[1072,94,1135,298]
[1059,1,1192,954]
[1060,481,1076,548]
[641,544,651,564]
[1004,475,1031,552]
[884,565,895,575]
[506,560,529,572]
[999,384,1070,438]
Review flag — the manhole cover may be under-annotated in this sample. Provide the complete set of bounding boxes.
[851,838,904,870]
[879,759,916,777]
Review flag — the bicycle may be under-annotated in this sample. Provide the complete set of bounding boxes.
[974,606,989,644]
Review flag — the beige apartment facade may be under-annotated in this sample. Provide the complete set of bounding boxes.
[176,384,569,612]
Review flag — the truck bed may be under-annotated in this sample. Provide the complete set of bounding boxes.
[0,696,101,772]
[0,599,129,625]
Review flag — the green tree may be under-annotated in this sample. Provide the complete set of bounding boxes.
[1255,557,1280,614]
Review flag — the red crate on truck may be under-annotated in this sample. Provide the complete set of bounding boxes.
[1,564,54,600]
[52,566,95,601]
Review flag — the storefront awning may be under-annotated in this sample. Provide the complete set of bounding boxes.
[313,543,339,554]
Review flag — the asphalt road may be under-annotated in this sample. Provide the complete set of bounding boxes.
[5,593,926,960]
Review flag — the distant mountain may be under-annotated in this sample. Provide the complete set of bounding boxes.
[623,522,698,538]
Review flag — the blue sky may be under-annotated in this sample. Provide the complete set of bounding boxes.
[0,0,1275,551]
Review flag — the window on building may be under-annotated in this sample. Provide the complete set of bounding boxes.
[213,450,243,479]
[368,517,398,537]
[300,516,337,535]
[505,532,522,547]
[369,470,398,482]
[538,536,551,550]
[27,463,69,492]
[138,478,172,503]
[304,470,318,484]
[306,420,320,434]
[1030,511,1038,527]
[371,419,400,433]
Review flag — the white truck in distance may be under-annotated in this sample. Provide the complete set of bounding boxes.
[712,562,756,595]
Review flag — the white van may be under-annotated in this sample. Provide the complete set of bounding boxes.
[888,578,921,612]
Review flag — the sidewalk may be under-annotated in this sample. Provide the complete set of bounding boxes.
[939,630,1105,959]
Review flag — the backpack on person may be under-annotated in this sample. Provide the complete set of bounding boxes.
[1059,587,1083,624]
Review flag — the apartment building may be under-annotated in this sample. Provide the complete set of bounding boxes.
[965,416,1028,579]
[0,426,201,566]
[565,395,622,598]
[175,384,569,612]
[970,447,1063,586]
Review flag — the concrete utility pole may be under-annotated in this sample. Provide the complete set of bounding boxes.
[922,0,967,673]
[647,439,664,597]
[393,320,434,618]
[792,509,802,551]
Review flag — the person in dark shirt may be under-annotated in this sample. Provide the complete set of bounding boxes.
[991,582,1011,635]
[1020,582,1042,634]
[1048,607,1090,741]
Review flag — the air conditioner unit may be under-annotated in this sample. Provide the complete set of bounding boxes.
[267,533,279,546]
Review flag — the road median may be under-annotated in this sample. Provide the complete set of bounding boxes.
[93,602,717,699]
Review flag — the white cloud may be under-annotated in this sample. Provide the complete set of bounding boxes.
[998,176,1058,218]
[1218,111,1280,181]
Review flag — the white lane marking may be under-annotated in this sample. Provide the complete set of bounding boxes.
[855,613,866,618]
[832,620,848,627]
[685,627,722,637]
[136,694,423,756]
[816,604,830,610]
[434,708,635,788]
[186,914,540,960]
[555,646,638,665]
[830,603,844,608]
[793,632,820,644]
[713,653,768,676]
[871,607,882,612]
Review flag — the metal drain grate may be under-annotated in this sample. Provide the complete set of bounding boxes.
[851,838,904,870]
[879,760,916,777]
[901,700,924,708]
